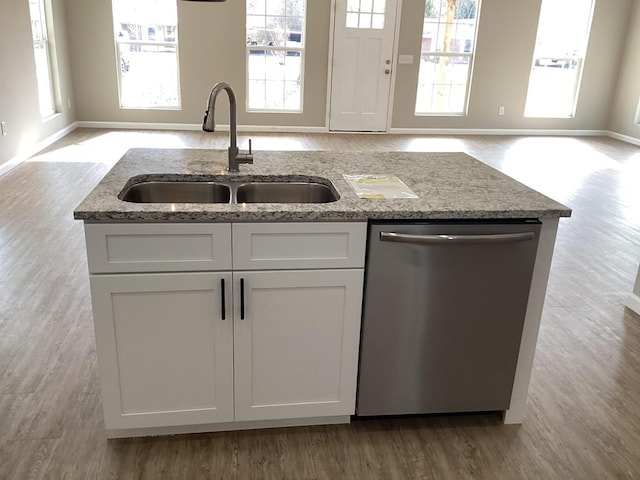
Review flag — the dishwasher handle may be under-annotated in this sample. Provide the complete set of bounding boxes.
[380,231,535,245]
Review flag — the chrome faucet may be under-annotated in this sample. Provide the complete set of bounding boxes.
[202,82,253,172]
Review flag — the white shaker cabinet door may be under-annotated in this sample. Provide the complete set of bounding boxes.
[89,272,234,430]
[232,269,364,422]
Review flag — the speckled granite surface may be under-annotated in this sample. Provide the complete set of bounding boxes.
[73,148,571,222]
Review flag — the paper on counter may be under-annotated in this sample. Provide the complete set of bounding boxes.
[342,174,419,199]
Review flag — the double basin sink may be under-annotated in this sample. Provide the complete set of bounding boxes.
[119,176,340,204]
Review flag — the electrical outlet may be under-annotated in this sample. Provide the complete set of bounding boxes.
[498,106,505,116]
[1,122,6,136]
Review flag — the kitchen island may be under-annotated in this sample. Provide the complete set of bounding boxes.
[74,148,570,438]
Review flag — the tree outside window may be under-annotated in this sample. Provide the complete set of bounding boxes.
[415,0,479,115]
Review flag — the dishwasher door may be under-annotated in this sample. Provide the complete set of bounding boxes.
[356,220,541,416]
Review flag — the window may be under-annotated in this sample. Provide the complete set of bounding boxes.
[246,0,306,112]
[524,0,595,118]
[415,0,480,115]
[346,0,386,29]
[28,0,56,118]
[111,0,180,109]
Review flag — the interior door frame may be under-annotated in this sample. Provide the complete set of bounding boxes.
[324,0,404,133]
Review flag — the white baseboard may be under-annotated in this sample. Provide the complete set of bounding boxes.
[0,121,78,178]
[105,415,350,439]
[0,154,26,178]
[606,131,640,146]
[77,121,202,131]
[76,121,327,134]
[389,128,607,136]
[626,293,640,316]
[75,122,623,139]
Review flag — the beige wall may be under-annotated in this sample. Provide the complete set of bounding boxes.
[65,0,633,132]
[0,0,76,168]
[66,0,331,127]
[2,0,636,152]
[608,0,640,140]
[392,0,631,130]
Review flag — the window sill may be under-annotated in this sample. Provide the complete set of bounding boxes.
[247,110,303,114]
[118,106,182,111]
[414,112,467,117]
[523,115,576,119]
[43,112,63,123]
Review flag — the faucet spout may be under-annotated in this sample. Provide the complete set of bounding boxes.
[202,82,253,172]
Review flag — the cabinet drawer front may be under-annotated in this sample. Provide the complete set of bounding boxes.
[85,223,232,273]
[232,222,367,270]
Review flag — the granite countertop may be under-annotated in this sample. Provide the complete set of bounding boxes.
[73,148,572,222]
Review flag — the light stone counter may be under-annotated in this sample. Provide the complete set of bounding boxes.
[73,148,572,222]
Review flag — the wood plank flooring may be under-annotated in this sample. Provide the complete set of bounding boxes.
[0,129,639,479]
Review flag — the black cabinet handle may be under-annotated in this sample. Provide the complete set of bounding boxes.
[240,278,245,320]
[220,278,226,320]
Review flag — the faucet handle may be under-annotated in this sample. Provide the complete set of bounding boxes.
[248,138,252,155]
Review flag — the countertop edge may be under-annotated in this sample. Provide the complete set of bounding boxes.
[73,209,571,223]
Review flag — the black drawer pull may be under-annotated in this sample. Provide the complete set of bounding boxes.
[240,278,245,320]
[220,278,226,320]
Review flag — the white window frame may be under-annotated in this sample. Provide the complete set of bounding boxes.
[245,0,307,113]
[415,0,481,116]
[524,0,595,119]
[111,1,181,110]
[29,0,56,118]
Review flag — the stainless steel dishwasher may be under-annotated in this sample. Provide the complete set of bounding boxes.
[356,220,541,416]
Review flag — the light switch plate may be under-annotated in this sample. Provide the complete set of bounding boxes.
[398,55,414,64]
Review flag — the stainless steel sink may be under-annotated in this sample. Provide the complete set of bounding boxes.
[236,182,339,203]
[119,181,231,203]
[119,177,339,204]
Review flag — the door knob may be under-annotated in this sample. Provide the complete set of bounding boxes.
[385,69,391,74]
[386,59,391,65]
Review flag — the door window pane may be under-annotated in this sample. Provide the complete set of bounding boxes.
[346,0,386,29]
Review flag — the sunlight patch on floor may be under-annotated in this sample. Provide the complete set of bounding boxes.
[404,137,467,152]
[26,130,193,165]
[501,138,619,203]
[618,152,640,224]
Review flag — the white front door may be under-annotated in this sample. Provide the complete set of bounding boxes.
[329,0,400,132]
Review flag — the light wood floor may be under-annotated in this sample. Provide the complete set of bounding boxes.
[1,129,639,479]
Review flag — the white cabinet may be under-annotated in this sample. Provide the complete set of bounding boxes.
[233,270,364,421]
[89,272,233,429]
[84,222,366,435]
